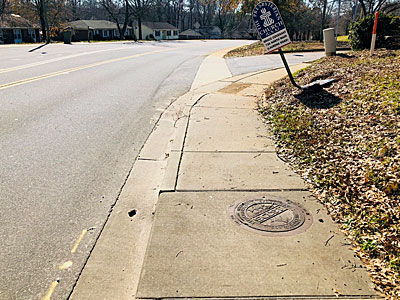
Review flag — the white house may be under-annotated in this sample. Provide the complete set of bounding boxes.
[133,21,179,40]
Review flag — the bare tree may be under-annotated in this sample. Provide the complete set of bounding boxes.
[101,0,133,38]
[0,0,7,18]
[33,0,50,42]
[354,0,400,15]
[129,0,154,39]
[70,0,79,20]
[381,1,400,13]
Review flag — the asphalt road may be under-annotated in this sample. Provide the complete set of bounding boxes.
[0,40,324,300]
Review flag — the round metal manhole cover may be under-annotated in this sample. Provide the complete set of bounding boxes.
[228,197,313,237]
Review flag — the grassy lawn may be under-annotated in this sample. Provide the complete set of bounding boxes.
[224,40,350,58]
[337,35,349,42]
[259,50,399,299]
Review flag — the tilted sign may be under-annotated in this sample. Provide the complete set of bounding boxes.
[252,1,291,53]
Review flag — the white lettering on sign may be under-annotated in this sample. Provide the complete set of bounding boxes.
[260,8,274,27]
[253,1,292,53]
[261,29,291,53]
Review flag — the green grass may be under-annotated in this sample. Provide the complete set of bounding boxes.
[337,35,349,42]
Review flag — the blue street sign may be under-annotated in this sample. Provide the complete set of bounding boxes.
[253,1,291,53]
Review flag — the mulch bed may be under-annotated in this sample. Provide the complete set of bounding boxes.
[258,49,400,299]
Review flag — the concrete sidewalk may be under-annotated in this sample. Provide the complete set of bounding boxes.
[70,51,382,300]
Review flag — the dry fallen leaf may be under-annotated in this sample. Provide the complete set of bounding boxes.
[258,49,400,299]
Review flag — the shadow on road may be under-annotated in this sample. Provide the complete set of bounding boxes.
[28,43,48,53]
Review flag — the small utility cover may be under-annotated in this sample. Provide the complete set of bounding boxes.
[228,197,313,236]
[252,1,291,53]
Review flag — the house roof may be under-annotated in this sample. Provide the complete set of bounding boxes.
[141,21,178,31]
[179,29,202,37]
[0,14,39,29]
[69,20,131,30]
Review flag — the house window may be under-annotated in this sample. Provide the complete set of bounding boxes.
[124,29,130,36]
[28,28,36,41]
[166,30,171,36]
[173,30,178,36]
[13,29,22,42]
[155,30,160,37]
[114,29,119,37]
[102,30,109,37]
[95,30,99,35]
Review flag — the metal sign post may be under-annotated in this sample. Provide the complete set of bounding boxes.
[278,48,301,89]
[253,1,333,89]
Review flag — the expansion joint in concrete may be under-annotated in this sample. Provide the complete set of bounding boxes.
[138,158,160,161]
[196,105,254,110]
[171,150,277,154]
[138,296,381,300]
[159,188,309,195]
[174,93,209,191]
[219,67,282,84]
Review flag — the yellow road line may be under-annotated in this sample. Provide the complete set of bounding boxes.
[42,280,59,300]
[0,46,138,74]
[0,46,187,91]
[58,261,73,270]
[71,229,87,254]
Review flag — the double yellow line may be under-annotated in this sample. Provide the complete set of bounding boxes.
[0,46,187,91]
[0,46,130,75]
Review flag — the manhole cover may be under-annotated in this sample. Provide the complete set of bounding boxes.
[228,197,313,236]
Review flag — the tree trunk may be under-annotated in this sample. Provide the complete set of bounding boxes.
[119,0,130,39]
[138,16,142,40]
[39,0,48,42]
[320,0,328,42]
[358,0,367,16]
[0,0,6,18]
[189,2,193,29]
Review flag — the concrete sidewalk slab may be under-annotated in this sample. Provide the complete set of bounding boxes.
[70,160,165,300]
[160,151,180,191]
[217,82,252,95]
[136,191,378,299]
[224,63,309,85]
[138,119,176,160]
[236,84,269,98]
[177,152,305,191]
[69,45,368,300]
[191,47,237,90]
[196,93,257,109]
[169,115,189,152]
[185,107,274,152]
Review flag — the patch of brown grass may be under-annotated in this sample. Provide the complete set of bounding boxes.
[224,40,350,58]
[259,50,400,299]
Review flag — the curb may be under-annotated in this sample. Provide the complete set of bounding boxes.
[272,47,351,54]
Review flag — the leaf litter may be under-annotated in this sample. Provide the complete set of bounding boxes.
[258,50,400,299]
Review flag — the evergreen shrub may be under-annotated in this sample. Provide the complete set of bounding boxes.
[349,14,400,50]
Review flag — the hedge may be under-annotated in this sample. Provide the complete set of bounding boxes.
[349,13,400,50]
